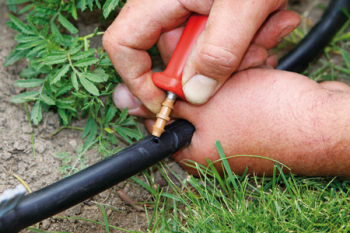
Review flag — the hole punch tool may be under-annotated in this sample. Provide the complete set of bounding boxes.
[152,14,208,137]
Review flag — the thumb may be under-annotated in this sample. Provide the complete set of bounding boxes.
[182,0,287,104]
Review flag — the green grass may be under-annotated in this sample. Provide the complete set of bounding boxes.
[132,142,350,232]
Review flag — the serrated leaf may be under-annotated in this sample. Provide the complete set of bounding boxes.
[18,3,34,14]
[115,126,140,144]
[81,0,87,11]
[71,71,79,90]
[26,43,47,57]
[93,68,109,82]
[58,108,68,126]
[40,93,55,105]
[3,49,28,66]
[51,64,70,85]
[8,4,16,13]
[56,102,76,112]
[103,0,119,18]
[58,13,78,34]
[10,91,40,103]
[79,77,99,96]
[116,108,128,124]
[14,79,44,88]
[38,54,67,63]
[83,119,98,148]
[31,101,42,125]
[92,27,99,37]
[16,39,45,50]
[55,84,73,97]
[70,49,95,60]
[72,3,78,20]
[8,14,35,35]
[69,44,84,55]
[82,118,97,139]
[56,98,76,105]
[20,67,41,78]
[7,0,31,4]
[41,55,67,66]
[51,21,64,43]
[108,133,118,144]
[14,34,38,43]
[99,57,113,66]
[80,72,104,83]
[73,58,99,67]
[95,0,101,9]
[105,104,117,123]
[87,0,94,10]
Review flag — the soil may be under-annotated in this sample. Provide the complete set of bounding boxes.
[0,0,341,232]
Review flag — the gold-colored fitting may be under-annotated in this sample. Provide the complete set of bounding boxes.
[152,92,177,137]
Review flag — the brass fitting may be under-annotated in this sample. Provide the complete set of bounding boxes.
[152,92,177,137]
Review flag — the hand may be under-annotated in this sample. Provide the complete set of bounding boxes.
[103,0,301,115]
[143,68,350,177]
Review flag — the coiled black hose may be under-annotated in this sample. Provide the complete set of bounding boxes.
[277,0,350,72]
[0,0,349,232]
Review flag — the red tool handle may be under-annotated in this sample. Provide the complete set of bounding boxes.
[152,14,208,100]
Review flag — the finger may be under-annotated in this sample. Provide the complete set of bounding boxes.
[236,44,268,71]
[103,0,213,113]
[157,26,185,66]
[182,0,288,105]
[265,53,278,68]
[113,84,155,117]
[253,10,301,49]
[157,10,298,73]
[319,81,350,92]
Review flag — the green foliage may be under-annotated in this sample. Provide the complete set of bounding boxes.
[56,142,94,178]
[133,142,350,232]
[5,0,142,154]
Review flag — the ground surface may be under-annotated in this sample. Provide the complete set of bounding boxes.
[0,0,336,232]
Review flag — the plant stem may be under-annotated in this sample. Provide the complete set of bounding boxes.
[24,103,36,158]
[51,126,84,137]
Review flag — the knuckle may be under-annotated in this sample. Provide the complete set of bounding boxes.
[102,29,113,51]
[196,42,240,76]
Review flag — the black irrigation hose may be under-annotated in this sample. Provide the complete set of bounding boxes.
[1,0,349,232]
[277,0,350,72]
[0,120,195,233]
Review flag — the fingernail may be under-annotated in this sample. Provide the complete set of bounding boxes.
[183,74,217,104]
[278,26,298,41]
[113,84,142,111]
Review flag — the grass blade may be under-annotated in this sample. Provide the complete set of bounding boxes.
[100,204,110,233]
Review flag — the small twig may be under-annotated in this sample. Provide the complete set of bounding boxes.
[51,126,84,137]
[0,165,7,174]
[8,158,14,176]
[117,190,144,212]
[13,173,32,193]
[24,103,36,158]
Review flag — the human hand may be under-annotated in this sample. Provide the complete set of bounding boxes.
[142,68,350,177]
[103,0,301,115]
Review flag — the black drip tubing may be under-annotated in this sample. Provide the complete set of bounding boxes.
[0,120,195,233]
[1,0,350,232]
[277,0,350,72]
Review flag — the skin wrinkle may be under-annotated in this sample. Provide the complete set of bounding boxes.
[197,42,240,75]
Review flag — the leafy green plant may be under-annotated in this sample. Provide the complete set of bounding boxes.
[5,0,143,152]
